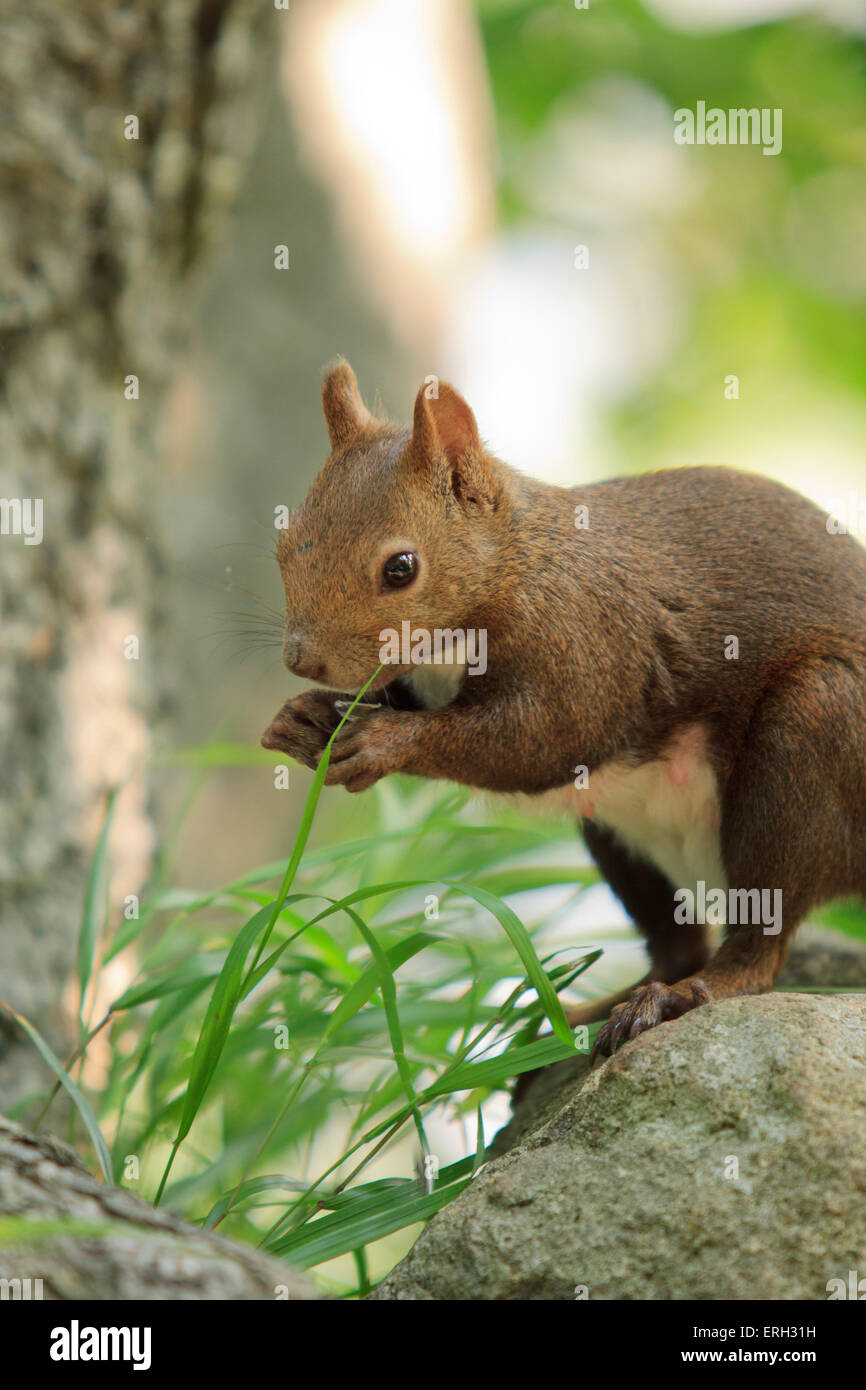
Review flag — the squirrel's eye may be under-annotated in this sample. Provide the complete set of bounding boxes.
[382,551,418,588]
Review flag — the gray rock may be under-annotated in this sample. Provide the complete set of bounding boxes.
[778,922,866,988]
[493,921,866,1157]
[371,992,866,1300]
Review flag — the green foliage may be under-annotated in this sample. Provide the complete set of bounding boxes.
[18,716,866,1292]
[15,736,611,1296]
[477,1,866,469]
[812,898,866,941]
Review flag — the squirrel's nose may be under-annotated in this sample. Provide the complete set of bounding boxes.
[282,631,325,682]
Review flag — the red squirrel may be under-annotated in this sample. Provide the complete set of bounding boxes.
[261,360,866,1057]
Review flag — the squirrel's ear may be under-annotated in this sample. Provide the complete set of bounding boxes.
[409,383,494,507]
[322,360,374,449]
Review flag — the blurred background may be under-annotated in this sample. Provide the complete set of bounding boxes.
[2,0,865,1293]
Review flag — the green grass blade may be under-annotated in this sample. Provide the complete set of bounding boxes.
[269,1176,472,1266]
[1,1004,113,1184]
[426,1033,586,1094]
[442,880,575,1048]
[172,903,274,1147]
[204,1176,311,1228]
[322,932,439,1041]
[339,908,428,1153]
[243,669,384,987]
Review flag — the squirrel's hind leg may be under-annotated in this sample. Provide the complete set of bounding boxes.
[567,819,711,1031]
[563,820,710,1031]
[590,659,866,1057]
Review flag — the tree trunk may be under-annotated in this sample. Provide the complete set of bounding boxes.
[0,1116,319,1299]
[0,0,272,1110]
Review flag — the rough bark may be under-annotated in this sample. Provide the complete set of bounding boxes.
[0,1115,319,1299]
[0,0,273,1109]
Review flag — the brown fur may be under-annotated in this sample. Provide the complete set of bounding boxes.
[261,360,866,1055]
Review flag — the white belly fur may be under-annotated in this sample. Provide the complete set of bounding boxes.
[522,723,727,902]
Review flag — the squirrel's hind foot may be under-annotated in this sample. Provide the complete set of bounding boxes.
[590,977,712,1061]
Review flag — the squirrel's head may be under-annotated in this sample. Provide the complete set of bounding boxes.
[275,361,506,693]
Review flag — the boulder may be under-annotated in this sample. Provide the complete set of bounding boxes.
[372,988,866,1300]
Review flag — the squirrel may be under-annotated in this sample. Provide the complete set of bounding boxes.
[261,360,866,1057]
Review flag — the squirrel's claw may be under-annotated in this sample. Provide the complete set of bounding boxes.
[591,977,712,1062]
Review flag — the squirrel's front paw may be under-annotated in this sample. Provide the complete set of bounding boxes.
[323,712,409,793]
[260,696,331,770]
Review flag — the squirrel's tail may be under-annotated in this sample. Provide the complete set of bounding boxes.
[563,975,649,1027]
